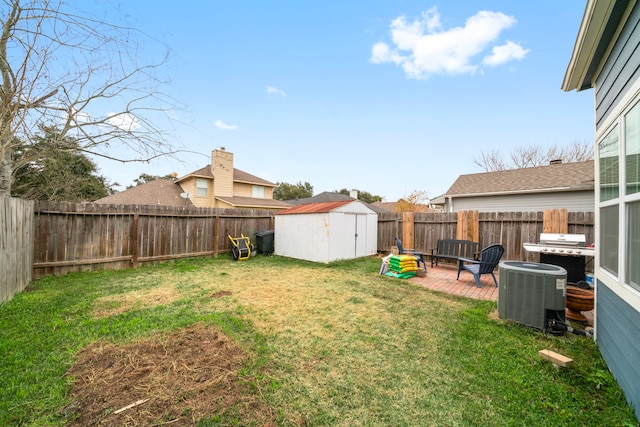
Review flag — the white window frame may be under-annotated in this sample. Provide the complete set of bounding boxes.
[252,185,265,198]
[595,84,640,309]
[196,178,208,197]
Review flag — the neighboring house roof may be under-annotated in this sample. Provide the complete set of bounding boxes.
[445,161,595,197]
[94,179,192,207]
[286,191,389,213]
[276,200,354,215]
[176,166,276,187]
[371,201,396,212]
[285,191,353,205]
[215,195,291,209]
[371,201,431,212]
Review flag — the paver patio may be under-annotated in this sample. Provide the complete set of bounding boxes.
[408,262,594,326]
[409,263,499,301]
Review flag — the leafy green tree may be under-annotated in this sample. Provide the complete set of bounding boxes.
[335,188,382,203]
[273,181,313,200]
[11,126,115,201]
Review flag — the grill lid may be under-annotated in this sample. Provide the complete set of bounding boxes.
[539,233,586,247]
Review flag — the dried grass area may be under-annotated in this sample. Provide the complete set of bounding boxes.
[66,323,276,426]
[92,286,181,318]
[66,259,467,425]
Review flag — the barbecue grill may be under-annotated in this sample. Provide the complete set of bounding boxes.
[523,233,594,283]
[523,233,595,257]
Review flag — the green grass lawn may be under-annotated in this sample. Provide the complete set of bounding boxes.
[1,255,637,426]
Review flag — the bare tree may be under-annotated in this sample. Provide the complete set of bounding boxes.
[0,0,180,196]
[474,140,594,172]
[395,190,430,212]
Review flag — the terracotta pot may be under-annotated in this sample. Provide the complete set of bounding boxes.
[565,286,594,322]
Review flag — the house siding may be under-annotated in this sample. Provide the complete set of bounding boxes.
[233,182,257,198]
[212,149,234,197]
[596,282,640,417]
[446,191,594,213]
[595,2,640,130]
[590,2,640,420]
[180,177,215,208]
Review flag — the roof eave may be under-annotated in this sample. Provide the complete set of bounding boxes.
[446,185,594,199]
[234,179,276,188]
[562,0,632,92]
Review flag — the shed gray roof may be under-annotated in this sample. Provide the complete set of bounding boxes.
[94,179,192,207]
[446,161,595,197]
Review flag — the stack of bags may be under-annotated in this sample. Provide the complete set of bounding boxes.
[384,254,419,279]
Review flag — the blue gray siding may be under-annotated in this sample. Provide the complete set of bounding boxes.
[596,283,640,419]
[595,2,640,130]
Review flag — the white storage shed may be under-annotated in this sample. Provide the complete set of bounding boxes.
[274,200,378,263]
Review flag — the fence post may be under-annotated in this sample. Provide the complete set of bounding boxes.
[131,214,139,268]
[457,210,479,241]
[543,209,568,233]
[402,211,415,248]
[213,215,220,256]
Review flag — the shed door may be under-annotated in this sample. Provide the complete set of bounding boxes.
[345,213,368,258]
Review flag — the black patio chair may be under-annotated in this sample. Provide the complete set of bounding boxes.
[456,243,504,288]
[394,236,427,272]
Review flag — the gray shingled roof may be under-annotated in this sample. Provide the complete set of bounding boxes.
[94,179,192,207]
[446,161,594,196]
[176,166,276,187]
[285,191,389,213]
[215,195,292,209]
[285,191,354,205]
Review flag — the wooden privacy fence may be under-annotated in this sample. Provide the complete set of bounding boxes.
[377,209,594,263]
[1,196,34,302]
[2,200,595,301]
[31,201,274,279]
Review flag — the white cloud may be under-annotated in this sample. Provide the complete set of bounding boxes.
[483,41,530,66]
[370,7,528,79]
[266,85,287,97]
[107,112,141,131]
[214,119,238,131]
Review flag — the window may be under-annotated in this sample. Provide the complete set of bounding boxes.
[599,125,619,202]
[626,101,640,195]
[628,201,640,289]
[601,204,619,275]
[597,99,640,292]
[252,185,265,198]
[196,179,208,197]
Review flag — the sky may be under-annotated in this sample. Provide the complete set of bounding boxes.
[85,1,594,201]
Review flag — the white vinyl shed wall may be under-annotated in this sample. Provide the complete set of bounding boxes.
[274,201,378,263]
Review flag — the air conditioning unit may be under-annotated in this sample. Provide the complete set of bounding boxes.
[498,261,567,330]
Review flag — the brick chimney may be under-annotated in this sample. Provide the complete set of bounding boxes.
[211,147,233,197]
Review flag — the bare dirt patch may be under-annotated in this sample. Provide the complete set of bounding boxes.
[65,323,275,426]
